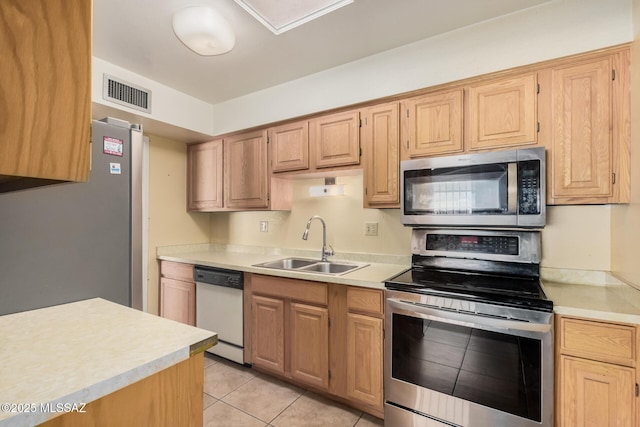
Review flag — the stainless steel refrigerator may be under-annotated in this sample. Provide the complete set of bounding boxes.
[0,118,144,315]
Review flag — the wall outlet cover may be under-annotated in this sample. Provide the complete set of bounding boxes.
[260,221,269,232]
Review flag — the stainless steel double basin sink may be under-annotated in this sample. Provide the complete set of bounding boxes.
[253,257,368,276]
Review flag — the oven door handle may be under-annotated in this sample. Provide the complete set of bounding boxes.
[387,298,552,333]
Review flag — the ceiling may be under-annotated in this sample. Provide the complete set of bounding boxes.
[93,0,551,105]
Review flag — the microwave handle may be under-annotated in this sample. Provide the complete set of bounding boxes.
[387,298,552,334]
[507,162,518,214]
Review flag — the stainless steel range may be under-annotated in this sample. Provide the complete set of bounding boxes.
[384,228,553,427]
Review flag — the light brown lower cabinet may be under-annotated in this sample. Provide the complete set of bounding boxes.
[556,315,638,427]
[247,274,384,418]
[249,275,330,391]
[159,261,196,326]
[346,312,383,407]
[290,302,329,389]
[40,352,204,426]
[251,295,285,375]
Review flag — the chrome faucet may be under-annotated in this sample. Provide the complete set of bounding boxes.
[302,215,334,262]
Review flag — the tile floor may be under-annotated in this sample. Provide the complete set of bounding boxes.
[202,353,384,427]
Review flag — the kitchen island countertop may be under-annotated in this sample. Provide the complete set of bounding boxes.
[0,298,216,427]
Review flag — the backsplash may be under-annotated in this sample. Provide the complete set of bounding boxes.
[207,174,613,271]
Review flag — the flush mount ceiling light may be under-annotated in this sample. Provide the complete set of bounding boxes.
[172,6,235,56]
[233,0,354,35]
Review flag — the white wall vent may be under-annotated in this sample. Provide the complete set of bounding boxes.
[103,74,152,113]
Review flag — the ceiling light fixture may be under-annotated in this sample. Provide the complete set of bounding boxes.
[233,0,354,35]
[172,6,235,56]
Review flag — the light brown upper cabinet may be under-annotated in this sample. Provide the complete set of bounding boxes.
[542,50,630,204]
[187,140,223,211]
[224,130,269,209]
[310,110,361,168]
[362,102,400,208]
[467,73,538,150]
[0,0,91,193]
[402,89,464,158]
[269,120,309,173]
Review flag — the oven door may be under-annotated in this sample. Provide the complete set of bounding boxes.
[385,290,553,427]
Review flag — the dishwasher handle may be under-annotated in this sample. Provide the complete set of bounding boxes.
[194,265,244,290]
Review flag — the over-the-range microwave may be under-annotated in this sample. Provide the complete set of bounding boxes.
[401,147,546,228]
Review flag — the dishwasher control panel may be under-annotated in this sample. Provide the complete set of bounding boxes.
[194,265,244,290]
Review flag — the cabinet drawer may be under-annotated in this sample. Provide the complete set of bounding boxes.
[252,275,327,306]
[160,261,194,282]
[559,316,637,367]
[347,287,383,316]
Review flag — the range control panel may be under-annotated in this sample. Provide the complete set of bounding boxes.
[425,233,519,255]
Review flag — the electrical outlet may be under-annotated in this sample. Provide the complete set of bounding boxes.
[365,221,378,236]
[259,221,269,232]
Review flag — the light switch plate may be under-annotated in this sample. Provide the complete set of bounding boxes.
[260,221,269,232]
[365,221,378,236]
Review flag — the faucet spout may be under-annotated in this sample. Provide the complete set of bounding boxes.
[301,215,334,262]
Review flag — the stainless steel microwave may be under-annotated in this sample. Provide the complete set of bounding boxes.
[401,147,545,228]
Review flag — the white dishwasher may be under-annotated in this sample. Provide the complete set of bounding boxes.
[194,265,244,364]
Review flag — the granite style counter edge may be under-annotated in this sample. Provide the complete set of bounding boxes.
[0,298,216,427]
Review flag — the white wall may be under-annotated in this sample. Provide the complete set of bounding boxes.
[92,57,214,136]
[211,0,632,134]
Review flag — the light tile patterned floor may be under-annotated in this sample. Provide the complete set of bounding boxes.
[202,354,384,427]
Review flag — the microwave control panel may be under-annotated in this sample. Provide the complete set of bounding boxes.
[518,160,540,215]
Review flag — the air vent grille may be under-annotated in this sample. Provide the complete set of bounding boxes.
[103,74,152,113]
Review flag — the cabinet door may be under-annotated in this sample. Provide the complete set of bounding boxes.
[160,278,195,326]
[187,140,223,211]
[251,295,285,374]
[347,313,383,408]
[550,58,613,201]
[467,73,538,150]
[0,0,91,190]
[362,102,400,208]
[559,356,635,427]
[224,130,268,209]
[403,89,463,157]
[290,302,329,390]
[270,121,309,172]
[310,110,360,168]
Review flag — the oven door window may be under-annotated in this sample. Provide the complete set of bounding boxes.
[404,164,510,215]
[392,313,542,422]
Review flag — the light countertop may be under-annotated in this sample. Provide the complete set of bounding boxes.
[542,279,640,325]
[158,244,411,290]
[159,244,640,325]
[0,298,216,427]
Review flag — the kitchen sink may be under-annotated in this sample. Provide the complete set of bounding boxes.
[253,258,368,276]
[256,257,317,270]
[299,262,362,274]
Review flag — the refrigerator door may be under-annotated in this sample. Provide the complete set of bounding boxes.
[0,120,133,315]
